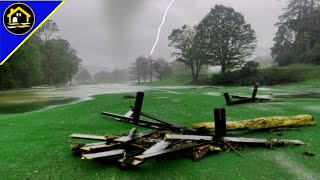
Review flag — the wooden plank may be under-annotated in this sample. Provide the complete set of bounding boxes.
[223,137,268,144]
[114,136,133,142]
[83,142,106,146]
[114,129,158,143]
[165,134,213,141]
[101,112,134,121]
[223,137,305,145]
[81,143,120,152]
[135,143,199,159]
[102,111,171,129]
[118,156,144,166]
[114,128,137,142]
[228,98,253,105]
[140,112,183,128]
[70,134,107,141]
[232,95,270,101]
[232,95,250,99]
[142,140,170,155]
[82,149,125,160]
[124,110,134,117]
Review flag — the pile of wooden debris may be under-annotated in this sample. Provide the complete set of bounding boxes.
[70,128,304,168]
[69,91,314,169]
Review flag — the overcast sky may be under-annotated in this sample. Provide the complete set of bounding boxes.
[51,0,286,69]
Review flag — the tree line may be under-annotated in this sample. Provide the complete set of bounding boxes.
[0,20,81,89]
[74,67,129,83]
[272,0,320,66]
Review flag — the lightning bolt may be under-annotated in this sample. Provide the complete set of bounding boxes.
[149,0,176,57]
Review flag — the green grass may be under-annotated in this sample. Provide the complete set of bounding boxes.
[147,74,211,86]
[278,64,320,80]
[146,74,193,86]
[0,86,319,179]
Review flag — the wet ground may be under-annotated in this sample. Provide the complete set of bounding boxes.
[0,83,200,114]
[0,83,319,114]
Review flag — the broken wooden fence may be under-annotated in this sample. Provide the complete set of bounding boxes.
[223,84,271,106]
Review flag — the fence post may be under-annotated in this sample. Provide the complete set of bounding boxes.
[223,93,232,105]
[133,92,144,124]
[214,108,227,137]
[252,84,259,99]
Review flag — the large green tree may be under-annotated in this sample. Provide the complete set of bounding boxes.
[37,20,81,85]
[48,39,81,85]
[196,5,257,74]
[168,25,208,82]
[0,20,81,89]
[0,35,44,89]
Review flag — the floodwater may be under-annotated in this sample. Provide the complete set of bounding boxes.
[0,83,319,114]
[0,83,199,114]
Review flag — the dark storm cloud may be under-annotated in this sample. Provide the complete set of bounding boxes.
[51,0,286,68]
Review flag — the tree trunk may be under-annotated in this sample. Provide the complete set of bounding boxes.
[221,62,226,74]
[190,65,197,82]
[150,66,153,83]
[192,115,315,132]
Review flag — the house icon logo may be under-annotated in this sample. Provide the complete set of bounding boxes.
[3,3,35,35]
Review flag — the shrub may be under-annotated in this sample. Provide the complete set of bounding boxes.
[208,67,304,86]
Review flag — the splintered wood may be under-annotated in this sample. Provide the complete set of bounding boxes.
[69,91,315,169]
[70,127,305,169]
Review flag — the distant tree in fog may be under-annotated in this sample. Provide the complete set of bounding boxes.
[130,56,172,83]
[148,58,154,83]
[110,69,129,82]
[153,57,172,81]
[36,20,59,41]
[130,56,149,83]
[74,66,92,83]
[94,71,111,82]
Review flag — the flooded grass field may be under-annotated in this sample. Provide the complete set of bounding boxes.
[0,83,319,179]
[0,84,148,114]
[0,83,207,114]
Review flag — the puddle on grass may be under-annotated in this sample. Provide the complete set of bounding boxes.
[156,97,169,99]
[0,97,78,114]
[0,83,149,114]
[0,84,204,114]
[202,92,221,96]
[159,90,183,94]
[273,92,320,99]
[303,105,320,113]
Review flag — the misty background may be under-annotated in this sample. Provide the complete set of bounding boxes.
[51,0,286,70]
